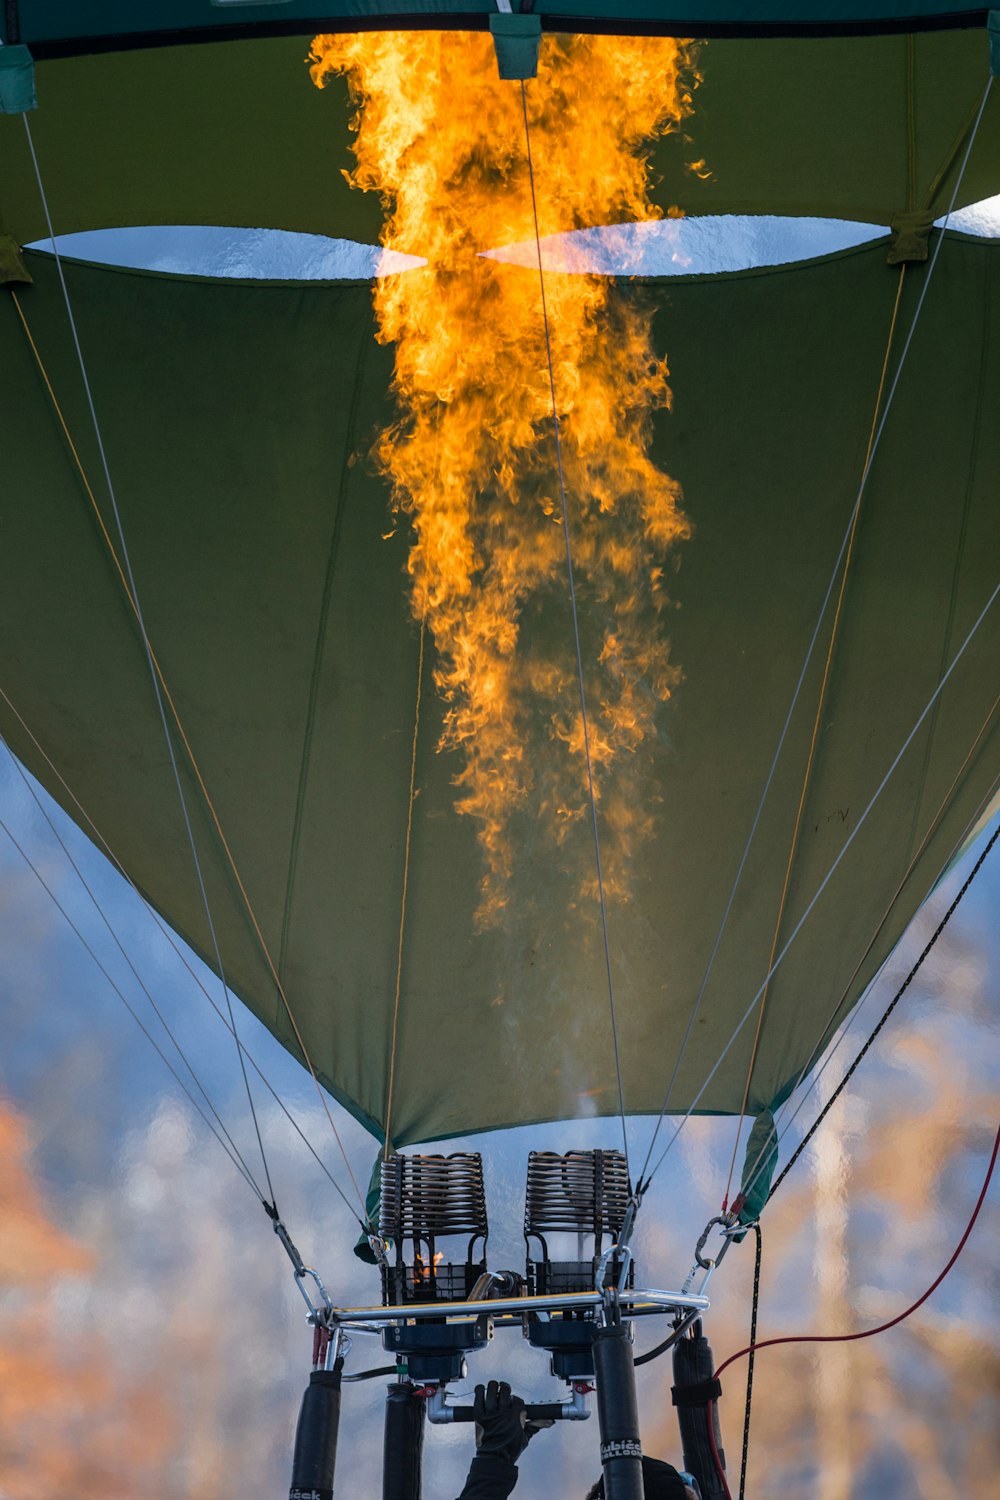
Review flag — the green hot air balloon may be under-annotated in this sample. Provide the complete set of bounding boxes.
[1,10,999,1494]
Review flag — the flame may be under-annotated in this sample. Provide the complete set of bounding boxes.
[413,1249,446,1283]
[310,31,698,920]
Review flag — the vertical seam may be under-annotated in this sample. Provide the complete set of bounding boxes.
[907,244,992,854]
[276,304,372,1004]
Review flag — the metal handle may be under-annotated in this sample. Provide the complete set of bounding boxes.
[451,1402,568,1423]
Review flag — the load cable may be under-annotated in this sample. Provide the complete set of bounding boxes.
[767,818,999,1206]
[9,283,366,1221]
[22,114,278,1214]
[642,570,999,1192]
[720,265,907,1212]
[0,684,370,1227]
[636,68,995,1194]
[16,125,368,1224]
[726,703,1000,1224]
[0,806,265,1202]
[737,1223,762,1500]
[520,81,630,1170]
[1,737,265,1197]
[383,619,425,1160]
[735,803,999,1217]
[738,699,1000,1208]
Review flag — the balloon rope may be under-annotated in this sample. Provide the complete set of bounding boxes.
[766,819,1000,1206]
[734,710,1000,1216]
[643,571,1000,1191]
[734,784,1000,1217]
[21,114,278,1210]
[737,1223,763,1500]
[0,680,372,1225]
[637,70,995,1193]
[0,802,264,1202]
[8,283,367,1219]
[520,81,630,1169]
[383,619,425,1160]
[720,264,908,1211]
[0,740,266,1197]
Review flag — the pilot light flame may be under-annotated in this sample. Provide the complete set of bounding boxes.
[413,1249,446,1283]
[311,31,698,921]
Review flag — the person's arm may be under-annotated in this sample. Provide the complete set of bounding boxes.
[455,1451,520,1500]
[453,1380,552,1500]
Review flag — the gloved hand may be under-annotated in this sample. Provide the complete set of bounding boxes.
[472,1380,541,1464]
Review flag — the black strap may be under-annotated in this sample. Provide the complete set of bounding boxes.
[4,1,20,46]
[671,1377,722,1408]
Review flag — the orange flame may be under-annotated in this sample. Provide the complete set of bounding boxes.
[413,1249,445,1283]
[310,31,698,919]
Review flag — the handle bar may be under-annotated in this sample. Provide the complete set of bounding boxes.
[451,1402,568,1422]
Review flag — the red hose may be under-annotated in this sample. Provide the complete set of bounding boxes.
[706,1400,733,1500]
[715,1115,1000,1383]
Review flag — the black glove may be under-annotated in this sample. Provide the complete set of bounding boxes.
[472,1381,532,1464]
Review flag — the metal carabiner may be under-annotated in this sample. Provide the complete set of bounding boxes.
[295,1263,334,1320]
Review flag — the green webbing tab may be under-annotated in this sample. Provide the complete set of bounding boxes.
[0,44,36,114]
[0,233,32,284]
[989,12,1000,77]
[737,1108,777,1225]
[352,1151,385,1264]
[490,14,542,82]
[887,208,935,266]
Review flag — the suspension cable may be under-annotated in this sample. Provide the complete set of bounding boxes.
[1,738,263,1191]
[737,1224,762,1500]
[10,283,367,1221]
[14,143,370,1219]
[721,266,908,1210]
[21,115,280,1211]
[643,574,1000,1189]
[636,70,995,1191]
[520,81,629,1170]
[0,806,265,1201]
[734,801,999,1217]
[0,684,370,1227]
[768,820,1000,1205]
[751,698,1000,1193]
[383,618,425,1159]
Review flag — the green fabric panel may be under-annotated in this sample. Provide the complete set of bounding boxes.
[489,14,542,82]
[1,240,997,1148]
[354,1153,385,1263]
[1,30,998,247]
[0,39,381,246]
[0,233,32,281]
[0,44,36,113]
[4,3,993,52]
[650,30,1000,224]
[737,1110,777,1223]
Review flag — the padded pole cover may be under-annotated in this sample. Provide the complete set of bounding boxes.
[594,1324,645,1500]
[289,1364,342,1500]
[672,1326,726,1500]
[382,1381,425,1500]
